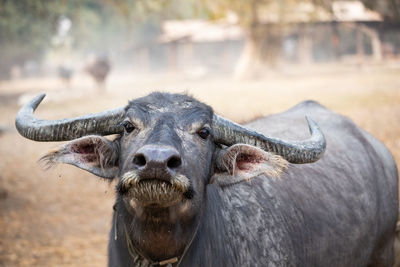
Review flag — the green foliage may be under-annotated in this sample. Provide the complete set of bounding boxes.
[0,0,64,76]
[0,0,211,78]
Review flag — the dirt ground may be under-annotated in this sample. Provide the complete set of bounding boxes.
[0,63,400,266]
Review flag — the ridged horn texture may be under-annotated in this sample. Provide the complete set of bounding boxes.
[212,115,326,164]
[15,94,125,141]
[16,94,326,163]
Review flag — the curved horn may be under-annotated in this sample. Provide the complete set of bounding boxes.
[212,115,326,164]
[15,94,125,141]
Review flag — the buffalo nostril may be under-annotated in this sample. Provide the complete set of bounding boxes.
[167,156,182,169]
[133,154,146,167]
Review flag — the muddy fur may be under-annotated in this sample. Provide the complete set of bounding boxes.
[211,144,288,186]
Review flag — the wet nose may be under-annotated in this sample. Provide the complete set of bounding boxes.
[133,145,182,173]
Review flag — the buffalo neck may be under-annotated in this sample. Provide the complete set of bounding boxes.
[116,199,201,263]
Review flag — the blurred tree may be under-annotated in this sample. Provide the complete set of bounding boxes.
[200,0,398,77]
[64,0,131,54]
[0,0,207,78]
[201,0,327,77]
[101,0,208,48]
[0,0,155,78]
[61,0,209,69]
[362,0,400,21]
[0,0,64,78]
[1,0,394,80]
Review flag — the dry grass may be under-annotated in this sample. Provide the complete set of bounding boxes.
[0,62,399,266]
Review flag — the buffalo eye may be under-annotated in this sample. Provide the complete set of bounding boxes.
[122,121,135,133]
[197,128,210,139]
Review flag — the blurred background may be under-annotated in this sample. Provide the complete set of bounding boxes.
[0,0,399,266]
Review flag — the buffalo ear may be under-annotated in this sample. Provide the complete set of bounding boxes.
[211,144,288,186]
[41,135,119,179]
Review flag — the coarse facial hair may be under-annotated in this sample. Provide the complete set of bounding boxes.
[118,170,191,207]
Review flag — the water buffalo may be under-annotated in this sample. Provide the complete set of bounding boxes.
[57,65,74,85]
[84,55,111,90]
[15,92,398,266]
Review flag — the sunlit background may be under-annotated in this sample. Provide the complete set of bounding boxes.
[1,0,400,266]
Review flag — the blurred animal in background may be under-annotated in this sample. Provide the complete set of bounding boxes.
[84,55,111,91]
[15,93,398,267]
[57,65,74,86]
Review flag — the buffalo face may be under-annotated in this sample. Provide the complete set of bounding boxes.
[115,93,215,220]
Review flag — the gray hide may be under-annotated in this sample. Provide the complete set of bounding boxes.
[147,100,398,267]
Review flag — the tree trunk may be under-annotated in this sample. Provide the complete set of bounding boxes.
[297,25,313,64]
[233,0,286,79]
[234,0,270,79]
[361,25,382,61]
[356,25,365,64]
[354,23,382,61]
[234,28,266,79]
